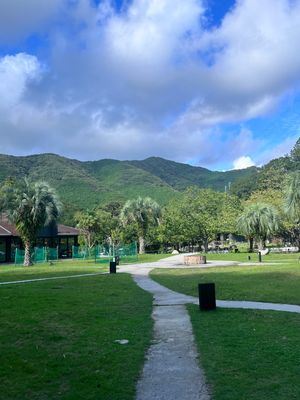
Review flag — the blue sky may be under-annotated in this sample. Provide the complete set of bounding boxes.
[0,0,299,170]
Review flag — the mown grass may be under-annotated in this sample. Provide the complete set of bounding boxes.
[188,306,300,400]
[203,251,300,264]
[0,273,153,400]
[151,262,300,305]
[0,253,171,283]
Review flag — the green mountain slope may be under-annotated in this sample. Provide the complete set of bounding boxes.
[230,138,300,198]
[129,157,257,191]
[0,153,259,222]
[0,154,177,211]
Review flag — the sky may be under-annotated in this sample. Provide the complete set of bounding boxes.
[0,0,300,171]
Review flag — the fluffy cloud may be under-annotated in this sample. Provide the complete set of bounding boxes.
[1,0,300,167]
[233,156,255,170]
[0,53,42,109]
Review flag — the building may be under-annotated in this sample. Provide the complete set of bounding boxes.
[0,217,79,263]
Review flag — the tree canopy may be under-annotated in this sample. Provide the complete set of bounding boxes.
[0,179,61,266]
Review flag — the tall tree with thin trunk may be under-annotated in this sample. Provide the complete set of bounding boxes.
[237,203,279,250]
[284,172,300,220]
[0,179,61,266]
[284,171,300,249]
[120,197,161,254]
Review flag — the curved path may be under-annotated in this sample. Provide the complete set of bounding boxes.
[118,254,300,400]
[119,255,300,314]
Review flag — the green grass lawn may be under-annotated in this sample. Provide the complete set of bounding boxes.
[151,255,300,399]
[0,253,171,283]
[0,272,153,400]
[203,251,300,263]
[151,262,300,305]
[189,306,300,400]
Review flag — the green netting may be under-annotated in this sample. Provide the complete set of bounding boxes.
[46,247,58,261]
[14,248,25,265]
[73,244,112,262]
[15,247,58,264]
[114,242,137,256]
[72,246,88,259]
[34,247,46,263]
[114,242,138,263]
[94,244,111,264]
[72,242,137,264]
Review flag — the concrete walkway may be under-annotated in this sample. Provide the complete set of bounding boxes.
[119,255,300,314]
[118,254,300,400]
[128,265,211,400]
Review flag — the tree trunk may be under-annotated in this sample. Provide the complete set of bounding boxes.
[24,241,33,266]
[258,236,266,250]
[139,236,145,254]
[204,238,209,253]
[249,237,254,252]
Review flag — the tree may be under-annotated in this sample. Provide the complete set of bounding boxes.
[284,171,300,249]
[75,209,111,251]
[158,197,197,250]
[284,172,300,220]
[237,203,280,250]
[290,138,300,168]
[0,179,61,266]
[120,197,161,254]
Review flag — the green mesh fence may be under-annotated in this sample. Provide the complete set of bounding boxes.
[114,242,138,263]
[15,247,58,265]
[46,247,58,261]
[34,247,46,263]
[72,242,137,264]
[72,246,88,259]
[15,248,25,265]
[72,245,111,264]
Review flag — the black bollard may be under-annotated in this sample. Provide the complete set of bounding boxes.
[248,255,251,261]
[110,261,117,274]
[258,251,262,263]
[198,283,216,311]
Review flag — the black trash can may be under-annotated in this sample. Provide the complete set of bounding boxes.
[198,283,216,311]
[110,261,117,274]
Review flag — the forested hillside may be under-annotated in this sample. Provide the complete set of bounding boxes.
[0,138,299,225]
[231,138,300,198]
[0,153,256,222]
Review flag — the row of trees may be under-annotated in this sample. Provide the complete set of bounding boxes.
[1,170,300,265]
[63,171,300,255]
[237,172,300,250]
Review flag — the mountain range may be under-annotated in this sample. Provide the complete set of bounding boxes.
[0,153,256,222]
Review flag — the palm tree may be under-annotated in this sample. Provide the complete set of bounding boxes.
[237,203,279,250]
[120,197,161,254]
[284,171,300,221]
[0,179,61,266]
[284,171,300,249]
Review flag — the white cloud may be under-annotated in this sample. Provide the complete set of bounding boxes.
[1,0,300,167]
[0,53,42,109]
[105,0,203,73]
[233,156,256,170]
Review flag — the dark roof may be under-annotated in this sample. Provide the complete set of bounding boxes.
[0,218,18,236]
[0,216,79,237]
[57,224,80,236]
